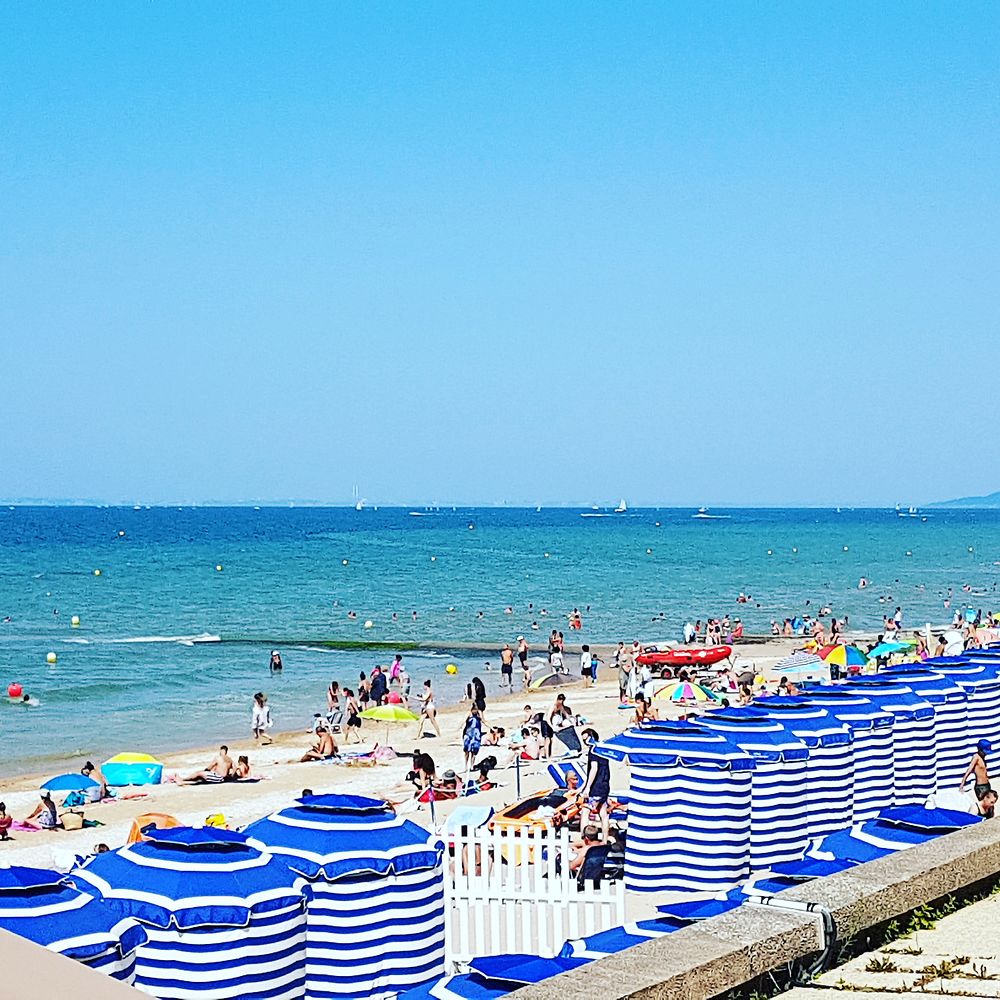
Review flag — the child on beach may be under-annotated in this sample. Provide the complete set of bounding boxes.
[252,692,273,745]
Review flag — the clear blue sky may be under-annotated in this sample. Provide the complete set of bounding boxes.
[2,3,998,506]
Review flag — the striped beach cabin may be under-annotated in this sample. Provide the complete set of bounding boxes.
[693,709,810,870]
[72,826,308,1000]
[245,794,445,1000]
[594,721,755,893]
[0,865,146,986]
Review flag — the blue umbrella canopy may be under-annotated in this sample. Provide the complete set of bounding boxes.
[768,858,857,879]
[394,973,511,999]
[72,826,308,929]
[656,891,745,921]
[809,819,940,863]
[877,805,980,832]
[468,953,590,986]
[795,688,894,731]
[558,917,687,959]
[695,710,809,763]
[747,700,853,747]
[0,865,146,962]
[593,720,755,769]
[243,793,443,881]
[40,772,100,792]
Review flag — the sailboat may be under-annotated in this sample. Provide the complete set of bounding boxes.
[614,498,628,513]
[352,485,366,511]
[692,507,730,520]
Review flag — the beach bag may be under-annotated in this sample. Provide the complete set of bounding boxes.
[60,810,85,831]
[62,790,87,808]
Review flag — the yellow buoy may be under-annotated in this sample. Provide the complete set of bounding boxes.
[46,652,57,664]
[93,569,102,576]
[215,564,223,572]
[70,615,80,627]
[445,663,458,675]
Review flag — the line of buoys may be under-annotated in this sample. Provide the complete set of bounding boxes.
[46,652,57,664]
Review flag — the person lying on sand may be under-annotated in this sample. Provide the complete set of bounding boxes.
[184,745,234,783]
[300,726,338,762]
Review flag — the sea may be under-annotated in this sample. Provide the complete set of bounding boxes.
[1,504,998,775]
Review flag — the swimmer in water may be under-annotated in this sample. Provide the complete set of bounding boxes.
[269,650,283,673]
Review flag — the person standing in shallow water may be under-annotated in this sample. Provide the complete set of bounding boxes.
[269,650,283,673]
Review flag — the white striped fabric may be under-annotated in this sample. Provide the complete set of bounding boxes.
[751,703,854,839]
[627,766,752,893]
[885,670,971,788]
[695,716,809,870]
[133,901,307,1000]
[841,683,936,805]
[939,656,1000,749]
[305,870,445,999]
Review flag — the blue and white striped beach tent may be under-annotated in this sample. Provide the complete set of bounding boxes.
[748,700,854,839]
[837,680,936,805]
[244,794,445,1000]
[0,866,146,985]
[693,710,810,869]
[795,687,894,822]
[880,669,970,787]
[937,653,1000,747]
[72,826,308,1000]
[594,721,755,893]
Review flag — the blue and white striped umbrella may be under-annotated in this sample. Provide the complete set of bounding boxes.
[796,688,894,821]
[838,681,936,805]
[595,721,755,893]
[749,700,855,838]
[882,669,970,787]
[694,710,810,869]
[244,794,445,1000]
[72,826,308,1000]
[0,866,146,984]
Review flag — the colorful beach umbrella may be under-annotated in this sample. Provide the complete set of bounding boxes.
[652,680,720,704]
[866,641,915,660]
[817,644,867,667]
[360,704,419,723]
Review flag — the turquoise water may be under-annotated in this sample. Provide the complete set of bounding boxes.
[1,505,998,773]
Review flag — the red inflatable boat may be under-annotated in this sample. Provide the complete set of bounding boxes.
[636,645,733,668]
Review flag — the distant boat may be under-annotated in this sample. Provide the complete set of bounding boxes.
[535,505,542,512]
[614,498,628,513]
[352,485,366,511]
[692,507,730,520]
[897,505,921,518]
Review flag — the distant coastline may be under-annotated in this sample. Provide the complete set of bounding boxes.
[928,491,1000,509]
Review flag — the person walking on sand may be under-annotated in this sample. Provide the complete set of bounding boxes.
[416,679,441,739]
[343,688,363,743]
[252,692,273,745]
[517,635,529,681]
[463,704,483,773]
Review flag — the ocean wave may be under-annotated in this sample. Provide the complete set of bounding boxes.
[105,633,222,645]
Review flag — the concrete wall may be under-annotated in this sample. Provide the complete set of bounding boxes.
[512,820,1000,1000]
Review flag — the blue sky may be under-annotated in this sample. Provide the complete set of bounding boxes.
[2,3,998,506]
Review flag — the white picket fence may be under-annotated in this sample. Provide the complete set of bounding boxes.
[444,824,626,965]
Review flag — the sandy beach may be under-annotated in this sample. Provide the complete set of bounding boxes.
[0,636,830,871]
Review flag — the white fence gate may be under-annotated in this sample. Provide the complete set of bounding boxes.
[444,824,626,965]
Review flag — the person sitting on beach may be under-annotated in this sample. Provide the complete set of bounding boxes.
[300,726,338,762]
[26,791,59,829]
[0,802,12,839]
[568,825,605,874]
[550,694,574,731]
[235,755,252,779]
[519,727,544,760]
[185,746,234,783]
[409,752,435,794]
[634,694,658,724]
[81,761,108,799]
[484,726,506,747]
[433,769,460,800]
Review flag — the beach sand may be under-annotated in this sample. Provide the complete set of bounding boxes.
[0,637,824,872]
